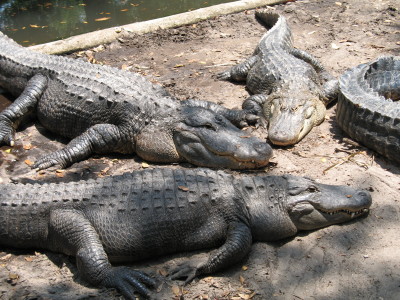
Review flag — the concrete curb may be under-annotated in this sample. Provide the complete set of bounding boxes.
[29,0,289,54]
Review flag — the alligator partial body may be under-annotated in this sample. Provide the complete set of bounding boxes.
[337,56,400,163]
[0,168,372,299]
[218,11,339,145]
[0,32,272,170]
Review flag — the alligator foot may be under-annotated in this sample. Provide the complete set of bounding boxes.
[102,267,157,299]
[33,150,71,170]
[216,70,232,81]
[0,115,16,146]
[169,260,204,284]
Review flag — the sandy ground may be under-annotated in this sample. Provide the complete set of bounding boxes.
[0,0,399,299]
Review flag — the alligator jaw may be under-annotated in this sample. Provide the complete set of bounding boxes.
[174,127,272,169]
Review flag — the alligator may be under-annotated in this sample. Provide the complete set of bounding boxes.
[218,11,339,146]
[0,31,272,170]
[0,168,372,299]
[337,56,400,164]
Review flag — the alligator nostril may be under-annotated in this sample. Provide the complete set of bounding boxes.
[255,142,273,157]
[355,190,372,205]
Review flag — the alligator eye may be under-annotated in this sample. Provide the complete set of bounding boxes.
[307,186,318,192]
[203,123,216,131]
[305,107,314,118]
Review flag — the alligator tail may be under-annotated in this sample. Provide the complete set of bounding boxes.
[255,10,280,30]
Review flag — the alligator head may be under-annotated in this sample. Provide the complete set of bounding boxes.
[248,175,372,241]
[135,106,273,169]
[285,175,372,231]
[264,83,326,146]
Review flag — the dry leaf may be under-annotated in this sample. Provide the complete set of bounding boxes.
[8,273,19,280]
[95,17,111,22]
[171,284,181,296]
[4,149,11,153]
[241,265,248,271]
[158,268,168,276]
[56,172,64,178]
[23,144,33,150]
[24,257,34,262]
[141,162,149,168]
[174,64,185,68]
[178,185,189,191]
[331,43,340,50]
[120,9,128,12]
[0,254,11,261]
[239,275,246,284]
[24,159,34,166]
[29,24,40,28]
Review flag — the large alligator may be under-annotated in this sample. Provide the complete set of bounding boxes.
[218,11,338,146]
[337,56,400,164]
[0,31,272,170]
[0,168,372,299]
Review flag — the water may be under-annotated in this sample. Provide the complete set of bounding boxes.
[0,0,235,46]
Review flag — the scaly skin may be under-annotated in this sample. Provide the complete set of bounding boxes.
[337,56,400,163]
[0,168,372,299]
[0,31,272,170]
[218,11,339,145]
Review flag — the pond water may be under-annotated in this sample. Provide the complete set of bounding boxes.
[0,0,235,46]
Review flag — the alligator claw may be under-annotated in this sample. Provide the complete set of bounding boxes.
[216,71,231,81]
[169,260,203,284]
[101,267,157,299]
[32,152,67,170]
[0,115,16,146]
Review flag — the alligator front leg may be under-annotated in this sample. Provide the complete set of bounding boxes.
[217,55,259,82]
[33,123,127,170]
[184,99,259,128]
[0,74,47,146]
[49,209,156,299]
[169,222,252,283]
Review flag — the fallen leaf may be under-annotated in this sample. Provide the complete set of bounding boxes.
[178,185,189,191]
[24,159,34,166]
[120,8,128,12]
[4,149,11,153]
[239,275,246,284]
[29,24,40,28]
[24,257,34,262]
[242,265,248,271]
[95,17,111,22]
[141,162,149,168]
[158,268,168,276]
[174,64,185,68]
[0,254,11,261]
[331,43,340,50]
[23,144,33,150]
[56,172,64,178]
[171,285,181,296]
[8,273,18,280]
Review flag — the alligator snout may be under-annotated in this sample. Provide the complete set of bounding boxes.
[353,190,372,208]
[254,142,273,157]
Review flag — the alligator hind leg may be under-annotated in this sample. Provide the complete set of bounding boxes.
[33,124,128,170]
[290,48,339,103]
[170,222,252,283]
[217,55,259,82]
[49,209,156,299]
[0,74,47,146]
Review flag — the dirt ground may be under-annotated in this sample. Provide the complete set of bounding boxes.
[1,0,399,299]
